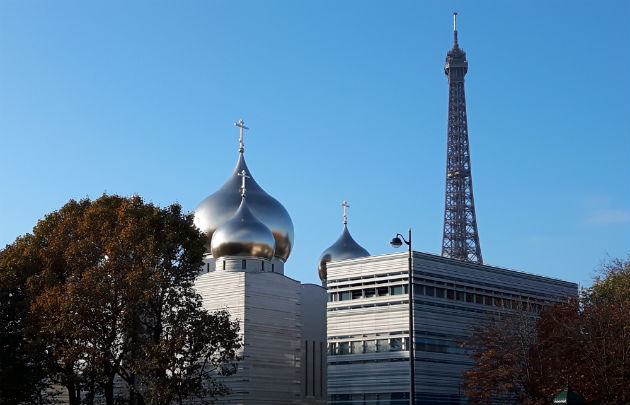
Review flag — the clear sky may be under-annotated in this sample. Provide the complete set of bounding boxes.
[1,1,628,287]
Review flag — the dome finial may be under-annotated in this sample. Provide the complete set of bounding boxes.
[341,200,350,225]
[234,118,249,153]
[238,169,250,198]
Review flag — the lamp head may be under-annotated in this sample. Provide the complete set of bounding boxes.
[390,236,403,248]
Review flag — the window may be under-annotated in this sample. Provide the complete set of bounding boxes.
[484,295,492,305]
[351,290,363,300]
[435,287,445,298]
[339,291,350,301]
[351,341,363,354]
[466,293,474,303]
[364,394,377,403]
[456,291,464,301]
[338,342,350,355]
[390,285,404,295]
[447,289,454,300]
[425,286,435,297]
[222,260,226,270]
[261,261,265,271]
[364,288,376,298]
[364,340,376,353]
[376,339,389,352]
[271,263,275,272]
[475,294,483,304]
[389,338,403,351]
[377,286,389,296]
[241,260,246,270]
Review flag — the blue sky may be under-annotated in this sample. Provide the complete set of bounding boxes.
[1,1,628,287]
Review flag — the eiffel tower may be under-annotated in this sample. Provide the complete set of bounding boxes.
[441,13,483,264]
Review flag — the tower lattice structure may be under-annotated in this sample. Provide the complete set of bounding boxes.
[441,13,483,264]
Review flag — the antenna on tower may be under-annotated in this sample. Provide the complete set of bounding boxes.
[453,12,459,46]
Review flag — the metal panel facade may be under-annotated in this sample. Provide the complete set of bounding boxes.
[327,252,577,405]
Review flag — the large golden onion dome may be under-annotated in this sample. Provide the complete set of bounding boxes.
[194,121,294,261]
[211,196,276,261]
[318,201,370,283]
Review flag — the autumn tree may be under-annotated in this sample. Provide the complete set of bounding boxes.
[462,308,543,405]
[0,236,51,405]
[533,259,630,404]
[462,258,630,405]
[0,195,241,405]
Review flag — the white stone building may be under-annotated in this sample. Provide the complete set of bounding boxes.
[192,122,326,405]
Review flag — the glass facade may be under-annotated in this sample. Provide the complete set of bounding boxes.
[328,279,546,313]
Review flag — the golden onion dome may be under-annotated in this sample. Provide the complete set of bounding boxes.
[318,224,370,283]
[211,197,276,261]
[194,152,294,261]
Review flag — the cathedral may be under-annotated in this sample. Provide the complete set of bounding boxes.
[192,120,327,405]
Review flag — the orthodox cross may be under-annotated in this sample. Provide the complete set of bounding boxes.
[341,200,349,225]
[234,119,249,153]
[238,170,250,198]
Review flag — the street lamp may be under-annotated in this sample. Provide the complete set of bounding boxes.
[390,228,414,405]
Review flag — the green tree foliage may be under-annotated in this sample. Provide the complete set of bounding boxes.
[462,258,630,405]
[0,195,241,405]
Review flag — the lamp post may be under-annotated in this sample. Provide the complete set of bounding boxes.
[390,228,414,405]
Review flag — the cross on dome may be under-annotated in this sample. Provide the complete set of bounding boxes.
[341,200,350,225]
[238,169,250,198]
[234,119,249,153]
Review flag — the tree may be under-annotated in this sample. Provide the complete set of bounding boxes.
[0,236,51,405]
[0,195,241,405]
[533,258,630,404]
[461,258,630,405]
[462,308,543,405]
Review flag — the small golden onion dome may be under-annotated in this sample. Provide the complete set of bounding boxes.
[211,197,276,261]
[194,153,294,261]
[318,224,370,283]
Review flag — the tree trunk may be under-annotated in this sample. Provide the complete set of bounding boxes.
[66,382,78,405]
[104,378,114,405]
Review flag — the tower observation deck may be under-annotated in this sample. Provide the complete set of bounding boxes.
[441,13,483,264]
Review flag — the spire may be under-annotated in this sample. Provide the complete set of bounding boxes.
[453,12,458,47]
[341,200,349,225]
[238,169,250,198]
[445,13,467,75]
[234,118,249,153]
